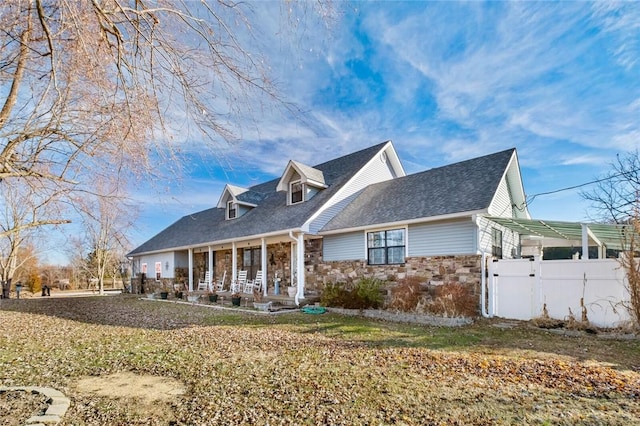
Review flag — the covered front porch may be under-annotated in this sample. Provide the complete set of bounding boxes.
[178,232,322,305]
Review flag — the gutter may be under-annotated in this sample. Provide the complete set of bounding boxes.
[319,209,487,236]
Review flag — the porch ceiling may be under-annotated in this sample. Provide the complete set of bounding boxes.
[487,216,635,250]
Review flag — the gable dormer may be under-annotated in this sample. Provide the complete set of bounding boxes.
[276,160,328,205]
[216,184,257,220]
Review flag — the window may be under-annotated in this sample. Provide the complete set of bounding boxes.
[367,229,405,265]
[155,262,162,281]
[227,201,237,219]
[492,228,503,259]
[290,180,303,204]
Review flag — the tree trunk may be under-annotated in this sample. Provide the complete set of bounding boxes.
[1,278,12,299]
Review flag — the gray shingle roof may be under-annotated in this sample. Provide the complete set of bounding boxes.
[128,142,389,255]
[290,160,326,186]
[321,148,516,232]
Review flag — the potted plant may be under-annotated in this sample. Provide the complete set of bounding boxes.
[231,291,241,306]
[159,281,169,300]
[207,290,218,303]
[186,291,199,303]
[252,288,271,311]
[174,268,186,299]
[287,284,297,298]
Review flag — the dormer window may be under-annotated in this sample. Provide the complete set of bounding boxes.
[290,181,303,204]
[277,160,328,206]
[227,201,237,219]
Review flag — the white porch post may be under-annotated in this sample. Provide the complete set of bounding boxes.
[581,224,589,260]
[208,246,213,289]
[296,232,305,303]
[188,248,194,291]
[261,238,268,296]
[232,242,237,283]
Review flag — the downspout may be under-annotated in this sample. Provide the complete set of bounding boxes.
[474,214,491,318]
[480,250,491,318]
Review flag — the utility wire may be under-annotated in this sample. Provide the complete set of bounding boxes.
[522,168,639,211]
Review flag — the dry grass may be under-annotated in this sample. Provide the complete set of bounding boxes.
[1,295,639,425]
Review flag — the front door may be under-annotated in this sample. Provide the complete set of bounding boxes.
[243,248,261,281]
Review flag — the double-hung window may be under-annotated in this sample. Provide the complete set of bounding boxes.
[367,229,405,265]
[227,201,237,219]
[290,181,304,204]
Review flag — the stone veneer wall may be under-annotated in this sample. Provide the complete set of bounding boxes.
[314,255,483,299]
[137,241,483,304]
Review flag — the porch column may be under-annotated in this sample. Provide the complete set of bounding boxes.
[261,238,268,296]
[188,248,194,291]
[581,224,589,260]
[208,246,213,288]
[232,241,237,283]
[296,232,305,303]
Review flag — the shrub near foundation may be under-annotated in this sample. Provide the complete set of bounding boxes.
[321,278,384,309]
[388,276,424,312]
[423,283,476,317]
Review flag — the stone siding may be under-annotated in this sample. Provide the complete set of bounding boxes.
[313,255,483,302]
[317,254,478,282]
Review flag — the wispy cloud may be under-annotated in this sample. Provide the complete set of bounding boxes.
[127,1,640,247]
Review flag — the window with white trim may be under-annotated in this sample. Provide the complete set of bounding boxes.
[227,201,237,219]
[290,180,303,204]
[367,229,405,265]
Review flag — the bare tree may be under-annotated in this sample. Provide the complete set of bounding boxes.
[74,175,135,295]
[0,180,68,296]
[0,1,333,282]
[67,236,93,290]
[1,1,332,184]
[582,150,640,328]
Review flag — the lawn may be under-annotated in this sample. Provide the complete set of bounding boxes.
[0,295,639,425]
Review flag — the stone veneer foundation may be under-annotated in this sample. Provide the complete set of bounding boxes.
[314,255,483,298]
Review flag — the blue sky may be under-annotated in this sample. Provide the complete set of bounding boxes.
[51,1,640,263]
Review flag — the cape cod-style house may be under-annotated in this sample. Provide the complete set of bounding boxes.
[128,141,529,304]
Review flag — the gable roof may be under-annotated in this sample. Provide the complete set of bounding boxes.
[128,142,390,255]
[321,148,517,233]
[215,184,258,208]
[276,160,327,191]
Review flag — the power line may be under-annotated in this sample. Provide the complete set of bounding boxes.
[524,168,639,209]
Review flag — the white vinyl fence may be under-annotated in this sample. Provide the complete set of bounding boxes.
[487,257,631,328]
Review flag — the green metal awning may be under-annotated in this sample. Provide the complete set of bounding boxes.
[486,216,635,250]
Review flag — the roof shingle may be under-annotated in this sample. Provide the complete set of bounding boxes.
[128,142,389,255]
[321,148,516,232]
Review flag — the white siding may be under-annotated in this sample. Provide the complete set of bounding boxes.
[408,220,476,256]
[323,232,365,261]
[477,216,519,259]
[308,148,396,234]
[488,177,513,217]
[138,253,174,278]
